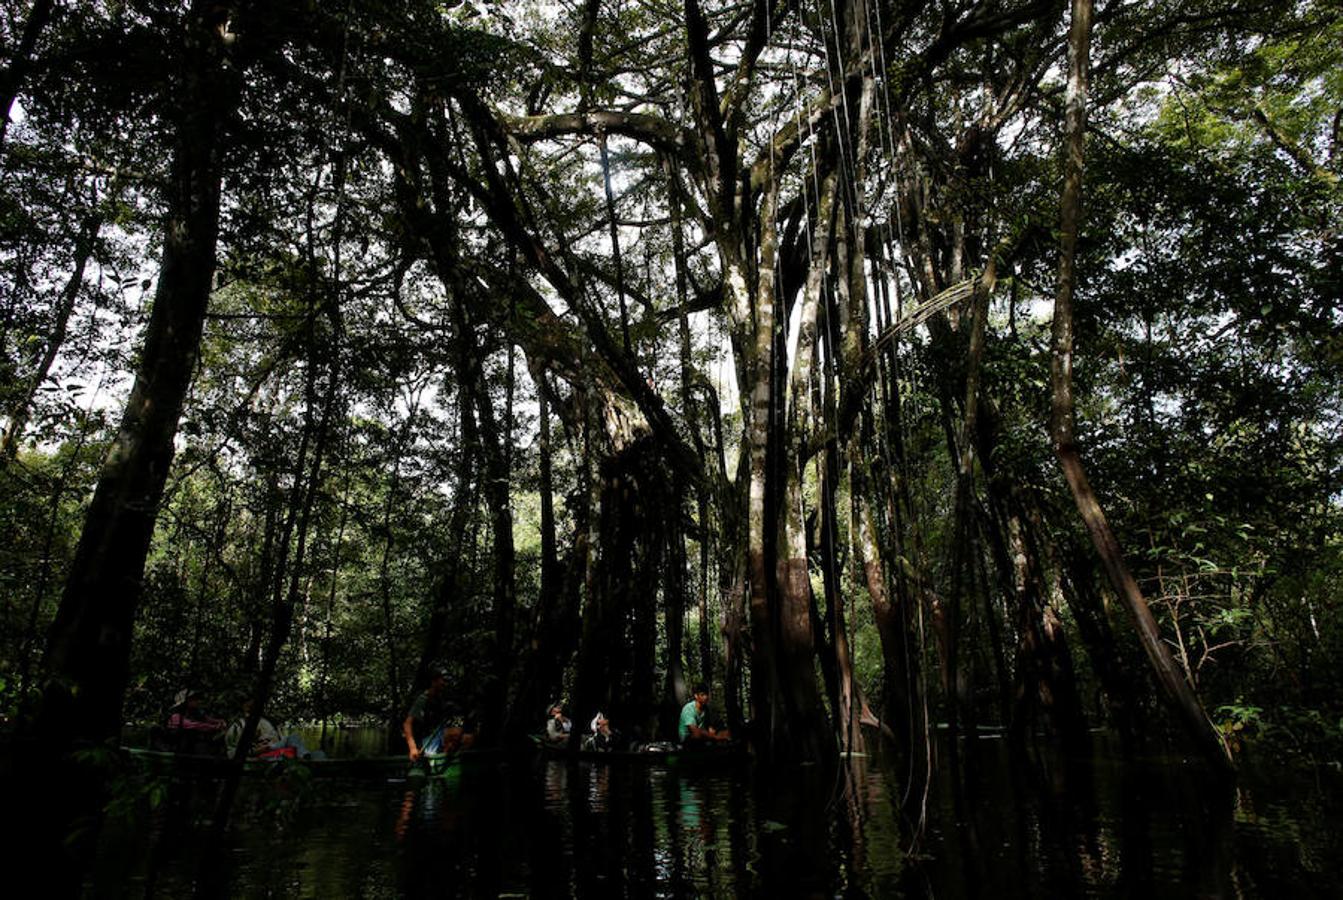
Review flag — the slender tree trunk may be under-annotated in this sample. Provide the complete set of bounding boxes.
[598,131,632,353]
[971,513,1013,729]
[817,268,869,754]
[1004,503,1089,753]
[819,439,866,753]
[630,487,660,736]
[461,327,516,744]
[218,302,343,828]
[376,409,416,736]
[15,412,97,697]
[666,155,714,689]
[0,0,54,153]
[865,239,925,752]
[412,464,476,690]
[1043,516,1145,746]
[538,387,558,592]
[509,381,558,724]
[664,487,689,727]
[188,494,231,678]
[720,447,748,733]
[1,211,102,461]
[245,470,281,674]
[1049,0,1232,777]
[939,259,995,747]
[318,474,353,750]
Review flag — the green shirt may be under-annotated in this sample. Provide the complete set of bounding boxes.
[407,689,452,741]
[678,699,704,741]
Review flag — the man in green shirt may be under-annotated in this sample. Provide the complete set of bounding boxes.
[678,682,732,745]
[403,668,471,760]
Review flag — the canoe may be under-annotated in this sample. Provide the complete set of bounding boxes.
[122,746,494,778]
[535,739,749,768]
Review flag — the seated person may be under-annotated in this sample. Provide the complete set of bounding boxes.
[225,698,324,760]
[678,683,732,746]
[545,702,572,746]
[589,711,620,751]
[403,668,472,761]
[164,688,227,755]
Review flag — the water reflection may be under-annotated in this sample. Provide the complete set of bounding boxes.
[97,736,1343,897]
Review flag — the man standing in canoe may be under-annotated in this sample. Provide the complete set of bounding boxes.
[403,667,471,761]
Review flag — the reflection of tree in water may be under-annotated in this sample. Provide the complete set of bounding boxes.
[117,742,1343,896]
[679,777,702,831]
[543,758,569,807]
[586,764,610,813]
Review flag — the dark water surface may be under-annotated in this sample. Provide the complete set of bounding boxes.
[94,732,1342,897]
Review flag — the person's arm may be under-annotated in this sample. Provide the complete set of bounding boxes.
[170,713,226,732]
[403,714,420,761]
[224,720,242,756]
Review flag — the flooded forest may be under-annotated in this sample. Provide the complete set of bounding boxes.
[1,0,1340,894]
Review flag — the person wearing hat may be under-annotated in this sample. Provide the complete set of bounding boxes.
[403,667,470,761]
[165,688,227,755]
[544,702,572,746]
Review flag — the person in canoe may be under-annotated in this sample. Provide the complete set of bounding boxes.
[225,698,324,760]
[589,710,620,751]
[403,667,472,762]
[679,683,732,746]
[545,701,572,746]
[162,688,228,755]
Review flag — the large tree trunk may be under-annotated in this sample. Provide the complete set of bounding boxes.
[466,333,517,745]
[762,164,838,763]
[571,442,644,737]
[21,3,239,877]
[1049,0,1233,777]
[504,380,585,743]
